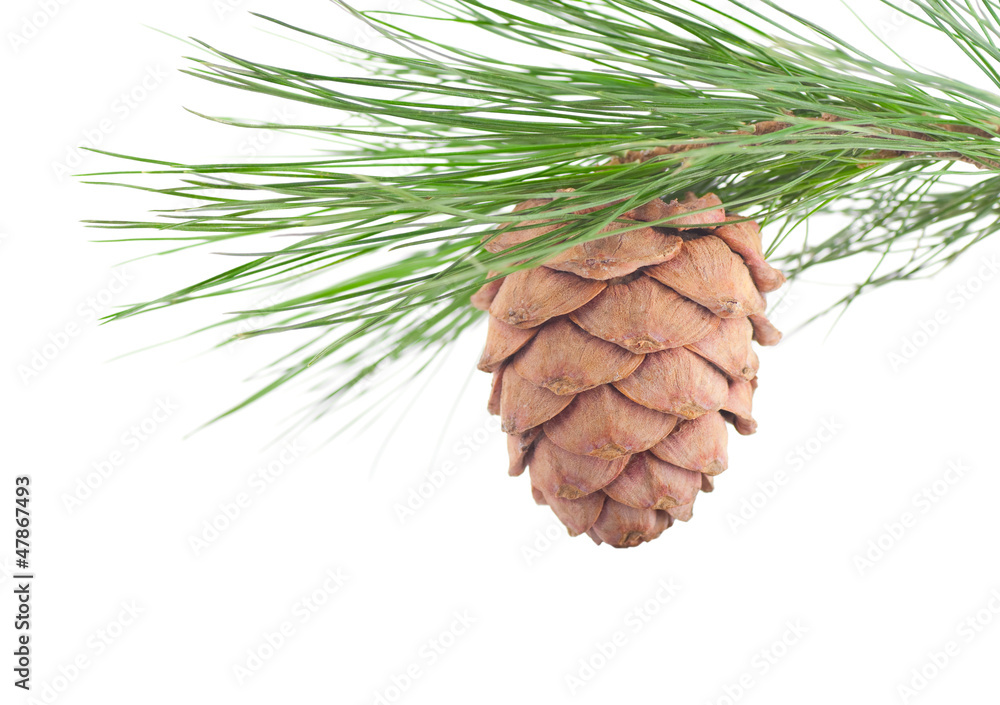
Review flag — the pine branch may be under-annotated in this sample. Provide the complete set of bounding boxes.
[84,0,1000,431]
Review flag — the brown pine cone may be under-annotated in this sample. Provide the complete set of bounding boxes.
[474,191,784,548]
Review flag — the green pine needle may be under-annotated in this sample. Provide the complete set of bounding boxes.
[85,0,1000,431]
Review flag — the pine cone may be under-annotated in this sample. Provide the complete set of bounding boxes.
[474,192,785,548]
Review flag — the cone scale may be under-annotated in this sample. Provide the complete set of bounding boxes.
[474,192,785,548]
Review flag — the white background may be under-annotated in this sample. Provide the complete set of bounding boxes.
[3,1,999,704]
